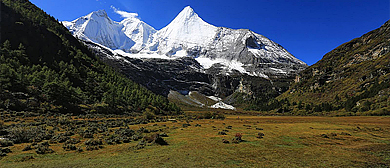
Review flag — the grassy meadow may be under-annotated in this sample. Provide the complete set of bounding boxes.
[1,113,389,167]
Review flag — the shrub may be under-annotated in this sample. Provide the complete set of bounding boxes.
[35,142,54,154]
[6,126,53,144]
[256,132,265,138]
[0,120,4,129]
[232,133,243,143]
[62,144,76,151]
[64,138,80,145]
[84,138,102,146]
[0,139,13,147]
[50,133,69,143]
[143,108,155,120]
[143,134,168,145]
[197,112,226,120]
[235,133,243,139]
[84,138,103,151]
[218,131,227,135]
[22,144,32,151]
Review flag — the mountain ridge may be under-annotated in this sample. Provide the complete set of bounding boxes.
[63,6,307,78]
[0,0,180,114]
[273,20,390,115]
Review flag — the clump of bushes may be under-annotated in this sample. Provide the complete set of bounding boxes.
[22,144,32,151]
[218,131,227,135]
[0,147,12,156]
[84,139,103,151]
[143,134,168,145]
[0,138,13,147]
[35,141,54,154]
[232,133,243,143]
[222,139,230,144]
[6,126,53,144]
[256,132,265,139]
[195,112,225,120]
[50,133,69,143]
[62,144,77,151]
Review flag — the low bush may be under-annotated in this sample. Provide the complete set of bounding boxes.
[35,142,54,154]
[6,126,53,144]
[85,138,103,151]
[0,139,13,147]
[232,133,243,143]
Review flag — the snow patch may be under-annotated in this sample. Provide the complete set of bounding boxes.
[207,96,222,102]
[270,67,287,74]
[210,102,236,110]
[114,50,175,59]
[195,57,254,76]
[173,50,187,57]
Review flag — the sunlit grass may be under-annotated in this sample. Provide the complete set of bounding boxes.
[1,116,389,167]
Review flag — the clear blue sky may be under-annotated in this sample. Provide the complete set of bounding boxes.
[30,0,389,65]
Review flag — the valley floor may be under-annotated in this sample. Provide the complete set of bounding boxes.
[1,115,390,167]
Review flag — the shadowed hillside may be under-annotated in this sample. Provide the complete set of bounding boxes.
[0,0,180,115]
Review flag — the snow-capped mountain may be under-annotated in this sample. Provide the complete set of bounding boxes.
[62,10,155,52]
[120,15,156,52]
[146,6,218,56]
[63,6,307,78]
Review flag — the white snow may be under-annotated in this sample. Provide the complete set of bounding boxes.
[207,96,222,102]
[270,67,287,74]
[195,57,253,76]
[63,6,307,78]
[146,6,218,56]
[114,50,174,59]
[62,9,155,53]
[173,50,188,57]
[210,102,236,110]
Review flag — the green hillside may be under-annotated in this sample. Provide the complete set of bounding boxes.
[277,20,390,115]
[0,0,180,115]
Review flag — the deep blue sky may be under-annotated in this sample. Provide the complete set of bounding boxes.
[30,0,389,65]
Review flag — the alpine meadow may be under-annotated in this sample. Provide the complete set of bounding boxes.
[1,0,389,167]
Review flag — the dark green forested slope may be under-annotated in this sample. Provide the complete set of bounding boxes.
[0,0,180,114]
[275,20,390,116]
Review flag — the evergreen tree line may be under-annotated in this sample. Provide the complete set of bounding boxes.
[0,0,180,115]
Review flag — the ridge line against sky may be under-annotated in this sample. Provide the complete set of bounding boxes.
[30,0,390,65]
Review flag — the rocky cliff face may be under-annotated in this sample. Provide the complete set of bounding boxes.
[86,41,292,108]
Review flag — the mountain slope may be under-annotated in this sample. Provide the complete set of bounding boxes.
[62,10,156,53]
[64,6,307,78]
[146,6,218,55]
[63,6,306,109]
[277,20,390,115]
[0,0,180,114]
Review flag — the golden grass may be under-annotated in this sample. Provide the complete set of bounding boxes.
[1,116,389,167]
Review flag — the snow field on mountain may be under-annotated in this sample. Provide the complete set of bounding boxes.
[63,6,307,78]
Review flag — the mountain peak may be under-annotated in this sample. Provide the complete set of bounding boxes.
[163,6,214,30]
[175,6,198,21]
[181,6,195,15]
[88,10,109,20]
[92,9,107,16]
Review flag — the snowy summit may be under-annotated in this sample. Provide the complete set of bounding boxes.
[63,6,307,78]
